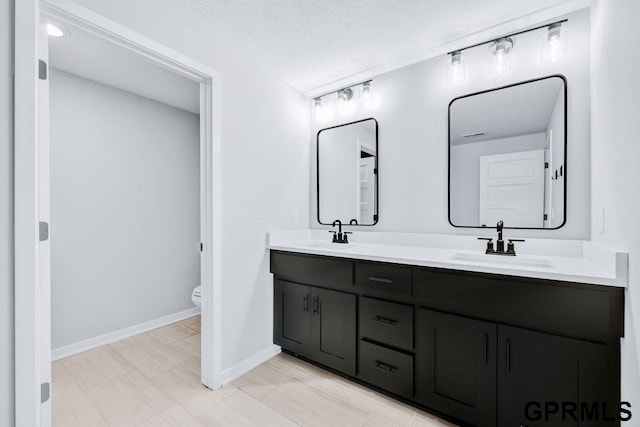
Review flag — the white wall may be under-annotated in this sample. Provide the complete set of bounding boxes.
[590,0,640,408]
[0,0,14,423]
[49,69,200,349]
[450,133,546,226]
[312,8,590,240]
[69,0,311,371]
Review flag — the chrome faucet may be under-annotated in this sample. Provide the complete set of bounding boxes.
[477,220,525,256]
[329,219,351,244]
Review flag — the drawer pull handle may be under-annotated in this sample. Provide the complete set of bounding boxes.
[374,361,397,374]
[368,276,393,284]
[312,296,319,315]
[373,315,397,326]
[303,294,309,313]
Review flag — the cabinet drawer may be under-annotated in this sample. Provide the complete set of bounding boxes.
[360,297,413,351]
[359,341,413,398]
[270,251,353,291]
[355,263,411,296]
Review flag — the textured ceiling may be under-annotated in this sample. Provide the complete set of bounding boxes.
[450,77,564,145]
[148,0,589,95]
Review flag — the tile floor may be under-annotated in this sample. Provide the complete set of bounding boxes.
[52,316,457,426]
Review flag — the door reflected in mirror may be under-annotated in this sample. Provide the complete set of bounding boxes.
[318,118,378,225]
[449,76,566,229]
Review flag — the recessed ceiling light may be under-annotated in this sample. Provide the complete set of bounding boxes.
[47,23,67,38]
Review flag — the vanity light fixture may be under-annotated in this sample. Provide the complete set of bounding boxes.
[448,50,466,83]
[313,80,374,118]
[489,37,514,74]
[446,18,568,80]
[541,22,567,63]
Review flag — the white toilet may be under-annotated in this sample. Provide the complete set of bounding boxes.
[191,286,201,308]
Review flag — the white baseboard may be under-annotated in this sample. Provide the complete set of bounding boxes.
[52,307,201,361]
[220,344,281,386]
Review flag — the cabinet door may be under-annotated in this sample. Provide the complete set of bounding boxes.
[498,326,613,427]
[311,287,356,375]
[415,309,497,427]
[274,280,311,357]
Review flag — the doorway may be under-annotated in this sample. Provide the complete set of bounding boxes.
[14,2,223,425]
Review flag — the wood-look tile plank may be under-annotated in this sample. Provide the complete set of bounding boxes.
[109,333,193,378]
[182,358,201,376]
[85,370,174,426]
[138,405,207,427]
[261,378,371,427]
[411,410,459,427]
[149,322,199,344]
[52,373,105,427]
[230,369,280,401]
[307,374,416,426]
[63,346,133,391]
[198,390,298,427]
[52,392,82,427]
[180,315,201,333]
[150,365,237,417]
[262,353,331,384]
[170,333,201,361]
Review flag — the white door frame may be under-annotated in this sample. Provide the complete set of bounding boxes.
[14,1,223,425]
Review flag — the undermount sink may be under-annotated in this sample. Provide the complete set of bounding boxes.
[450,253,554,269]
[304,241,358,250]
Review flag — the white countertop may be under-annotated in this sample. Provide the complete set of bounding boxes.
[267,230,628,287]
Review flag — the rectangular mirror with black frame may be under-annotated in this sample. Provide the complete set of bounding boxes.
[317,118,378,226]
[449,75,567,229]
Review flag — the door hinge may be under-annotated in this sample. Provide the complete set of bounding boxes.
[544,162,549,169]
[543,214,548,221]
[41,382,50,404]
[374,168,378,174]
[38,60,47,80]
[39,222,49,241]
[200,243,203,252]
[373,214,379,222]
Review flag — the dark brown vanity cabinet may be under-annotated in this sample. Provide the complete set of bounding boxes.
[415,309,498,427]
[415,309,614,427]
[274,278,357,376]
[271,251,624,427]
[273,279,312,357]
[498,326,613,427]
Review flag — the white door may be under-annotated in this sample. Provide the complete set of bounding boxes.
[479,149,545,227]
[358,157,375,224]
[37,21,52,426]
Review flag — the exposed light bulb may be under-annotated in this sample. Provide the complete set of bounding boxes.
[541,23,567,63]
[337,88,354,115]
[490,37,513,74]
[448,51,465,83]
[337,88,353,103]
[313,96,332,121]
[47,23,65,37]
[362,81,373,107]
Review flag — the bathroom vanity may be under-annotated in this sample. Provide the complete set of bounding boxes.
[268,232,627,427]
